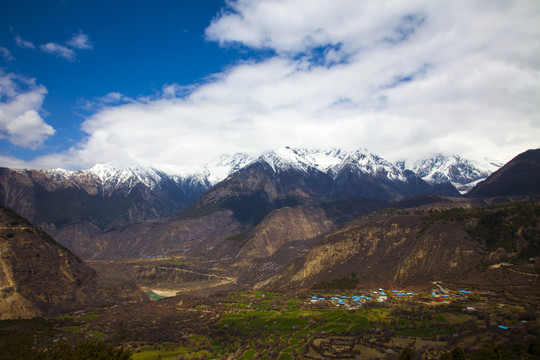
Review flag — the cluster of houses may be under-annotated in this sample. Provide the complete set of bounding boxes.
[305,288,515,331]
[307,288,478,308]
[430,289,474,304]
[308,289,420,308]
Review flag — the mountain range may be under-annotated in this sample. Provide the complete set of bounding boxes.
[0,147,500,259]
[0,147,498,226]
[0,148,538,319]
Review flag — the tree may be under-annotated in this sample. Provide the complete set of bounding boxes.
[36,340,132,360]
[450,347,466,360]
[399,347,415,360]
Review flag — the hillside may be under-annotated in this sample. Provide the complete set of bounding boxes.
[467,148,540,197]
[259,200,540,290]
[0,206,146,319]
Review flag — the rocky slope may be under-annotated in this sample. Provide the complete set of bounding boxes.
[52,198,384,263]
[258,199,540,290]
[0,206,146,319]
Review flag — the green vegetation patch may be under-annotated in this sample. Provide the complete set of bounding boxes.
[226,231,250,241]
[88,330,108,339]
[425,201,540,257]
[238,349,257,360]
[395,328,436,338]
[133,347,187,360]
[433,314,446,322]
[278,353,294,360]
[50,315,75,321]
[80,312,98,321]
[61,325,83,333]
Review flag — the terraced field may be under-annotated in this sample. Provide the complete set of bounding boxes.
[1,288,539,359]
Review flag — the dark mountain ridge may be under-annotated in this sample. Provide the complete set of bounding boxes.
[467,148,540,198]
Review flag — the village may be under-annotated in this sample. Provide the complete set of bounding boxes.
[306,287,479,310]
[2,285,537,360]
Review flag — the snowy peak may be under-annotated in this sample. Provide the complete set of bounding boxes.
[329,149,406,182]
[256,147,324,173]
[279,147,348,173]
[409,154,502,194]
[43,155,254,196]
[85,161,202,191]
[88,161,162,189]
[254,147,410,183]
[44,160,199,196]
[203,153,254,185]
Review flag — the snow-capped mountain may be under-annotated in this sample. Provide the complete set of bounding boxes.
[252,147,407,183]
[189,147,436,225]
[254,147,342,174]
[46,161,193,195]
[406,154,502,194]
[199,153,254,185]
[43,154,254,197]
[40,148,502,197]
[327,149,406,182]
[0,147,503,235]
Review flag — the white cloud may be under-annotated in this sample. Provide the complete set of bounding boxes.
[66,31,93,50]
[0,72,55,149]
[14,35,35,49]
[9,0,540,169]
[206,0,422,54]
[20,31,91,62]
[0,154,28,168]
[40,42,76,61]
[0,47,14,62]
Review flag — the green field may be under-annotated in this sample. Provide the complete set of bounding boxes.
[3,289,539,360]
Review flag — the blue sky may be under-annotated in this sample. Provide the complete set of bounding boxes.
[1,0,239,160]
[1,0,539,169]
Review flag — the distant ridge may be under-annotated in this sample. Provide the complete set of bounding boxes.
[403,154,502,194]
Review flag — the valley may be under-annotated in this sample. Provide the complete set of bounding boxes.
[0,147,539,359]
[1,285,538,359]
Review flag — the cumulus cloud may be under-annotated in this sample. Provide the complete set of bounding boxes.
[66,31,93,50]
[0,72,55,149]
[12,0,540,169]
[14,35,35,49]
[40,42,76,61]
